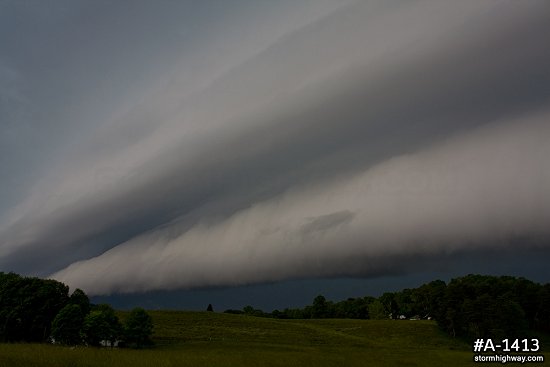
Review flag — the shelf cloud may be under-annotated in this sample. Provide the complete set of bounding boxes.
[1,0,549,294]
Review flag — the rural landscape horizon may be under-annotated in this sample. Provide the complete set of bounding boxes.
[1,0,549,365]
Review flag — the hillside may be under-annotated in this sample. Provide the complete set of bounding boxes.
[1,311,476,367]
[2,309,549,366]
[147,310,465,348]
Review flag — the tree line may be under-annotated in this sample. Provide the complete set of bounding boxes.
[2,272,549,344]
[0,272,152,347]
[225,274,550,340]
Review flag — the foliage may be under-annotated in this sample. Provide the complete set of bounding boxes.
[69,289,91,315]
[332,297,373,319]
[81,304,121,347]
[51,304,84,345]
[538,284,550,332]
[2,271,549,351]
[0,272,69,342]
[379,292,399,319]
[437,275,541,339]
[124,308,153,348]
[223,309,244,315]
[242,305,267,317]
[220,275,550,342]
[311,295,330,318]
[368,299,387,320]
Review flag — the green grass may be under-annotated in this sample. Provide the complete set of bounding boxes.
[0,311,545,366]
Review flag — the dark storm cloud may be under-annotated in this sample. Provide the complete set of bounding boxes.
[0,1,549,294]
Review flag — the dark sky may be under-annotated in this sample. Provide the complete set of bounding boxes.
[94,247,550,311]
[1,0,549,309]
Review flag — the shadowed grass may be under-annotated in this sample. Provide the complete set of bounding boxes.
[1,311,545,366]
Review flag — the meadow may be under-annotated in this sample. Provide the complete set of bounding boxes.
[0,311,543,367]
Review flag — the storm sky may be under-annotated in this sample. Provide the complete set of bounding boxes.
[1,0,550,301]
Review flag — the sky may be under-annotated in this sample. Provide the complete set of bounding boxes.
[1,0,550,310]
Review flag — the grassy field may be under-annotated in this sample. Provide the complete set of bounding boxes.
[0,311,545,366]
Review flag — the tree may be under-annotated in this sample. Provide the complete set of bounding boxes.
[394,289,414,317]
[311,295,330,318]
[0,272,69,342]
[368,300,387,320]
[206,304,214,312]
[331,297,372,319]
[242,305,265,317]
[82,311,110,346]
[69,288,91,315]
[436,275,535,339]
[51,304,84,345]
[82,305,121,347]
[379,292,398,319]
[536,284,550,332]
[124,308,153,348]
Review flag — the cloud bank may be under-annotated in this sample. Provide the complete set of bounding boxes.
[52,114,550,294]
[1,0,549,294]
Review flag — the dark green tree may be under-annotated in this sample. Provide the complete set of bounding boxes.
[311,295,330,318]
[69,288,91,315]
[82,304,121,347]
[0,272,69,342]
[379,292,399,319]
[124,308,153,348]
[242,305,265,317]
[436,275,535,339]
[82,311,110,346]
[536,284,550,332]
[51,304,84,345]
[368,299,387,320]
[331,297,373,319]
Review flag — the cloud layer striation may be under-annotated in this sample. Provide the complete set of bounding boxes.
[0,0,549,294]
